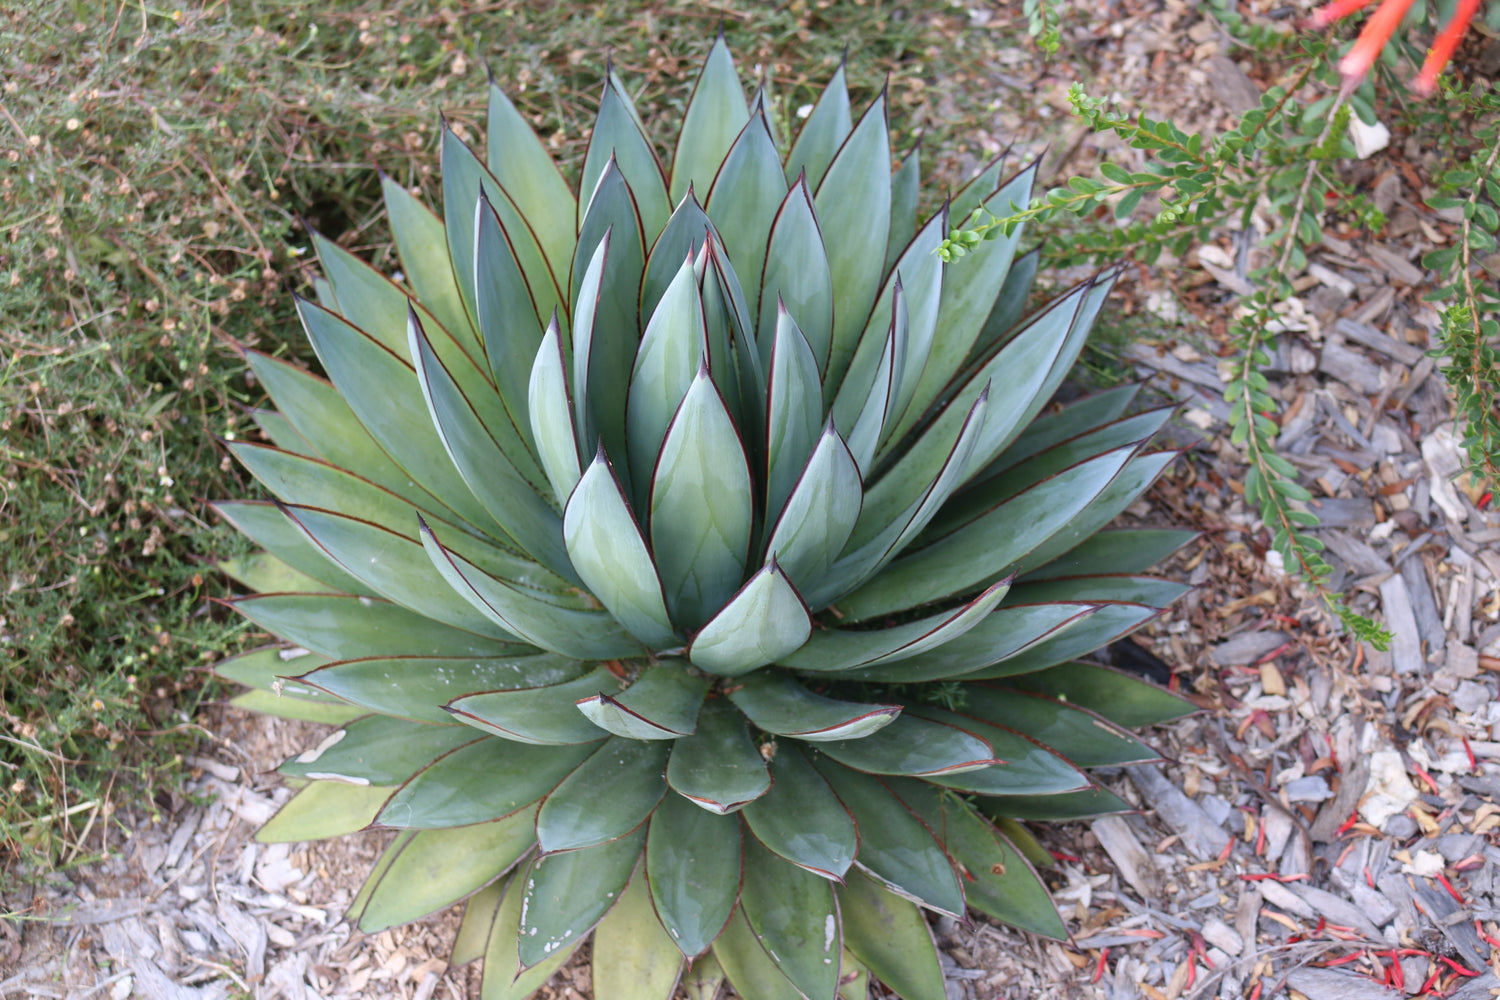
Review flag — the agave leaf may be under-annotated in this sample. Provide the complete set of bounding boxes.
[475,193,546,438]
[698,241,744,423]
[245,352,423,503]
[751,82,780,149]
[536,737,668,852]
[963,270,1120,480]
[764,423,862,594]
[991,816,1053,870]
[961,602,1162,680]
[884,144,921,275]
[643,191,717,321]
[726,674,898,742]
[741,744,856,880]
[814,714,995,777]
[834,205,947,442]
[839,602,1098,683]
[608,66,651,135]
[889,780,1068,939]
[452,878,505,966]
[785,577,1009,673]
[228,593,516,661]
[214,502,371,596]
[1009,450,1180,577]
[958,685,1159,767]
[563,452,678,647]
[311,274,338,311]
[671,33,749,202]
[763,309,825,527]
[577,663,709,740]
[838,869,946,1000]
[1001,661,1195,727]
[229,689,364,725]
[840,951,870,1000]
[518,828,645,968]
[840,281,904,477]
[346,828,415,928]
[408,310,572,578]
[421,521,647,660]
[248,407,313,456]
[570,218,642,480]
[407,287,550,491]
[214,646,330,698]
[296,653,584,726]
[593,871,685,1000]
[309,230,416,359]
[913,708,1092,797]
[381,175,473,352]
[712,907,803,1000]
[706,111,786,319]
[813,764,963,917]
[838,443,1138,620]
[646,791,742,957]
[865,282,1086,530]
[445,666,619,746]
[295,297,509,538]
[665,698,772,814]
[1019,528,1198,582]
[949,154,1009,227]
[279,504,516,639]
[977,783,1134,821]
[892,164,1038,447]
[816,90,890,393]
[651,369,754,629]
[627,256,707,505]
[378,739,595,829]
[812,391,989,609]
[758,176,834,375]
[528,319,583,506]
[228,444,571,597]
[939,407,1175,531]
[225,440,459,548]
[980,383,1142,479]
[1010,574,1191,607]
[486,81,577,282]
[355,808,537,933]
[687,561,811,677]
[443,127,563,331]
[739,839,841,1000]
[785,62,852,190]
[583,75,671,237]
[278,716,472,785]
[481,873,581,1000]
[256,780,393,843]
[682,954,727,1000]
[704,237,767,453]
[971,246,1040,359]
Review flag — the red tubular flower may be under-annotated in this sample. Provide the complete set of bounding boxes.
[1310,0,1378,29]
[1414,0,1479,95]
[1339,0,1417,86]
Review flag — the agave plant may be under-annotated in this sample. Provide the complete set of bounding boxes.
[214,35,1193,1000]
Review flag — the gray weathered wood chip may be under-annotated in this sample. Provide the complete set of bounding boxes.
[1125,764,1230,861]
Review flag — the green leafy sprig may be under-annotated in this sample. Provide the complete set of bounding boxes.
[1424,92,1500,489]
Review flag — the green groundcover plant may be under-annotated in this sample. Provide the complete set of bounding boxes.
[214,35,1193,1000]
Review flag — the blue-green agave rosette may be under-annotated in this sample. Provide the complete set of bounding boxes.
[214,36,1193,1000]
